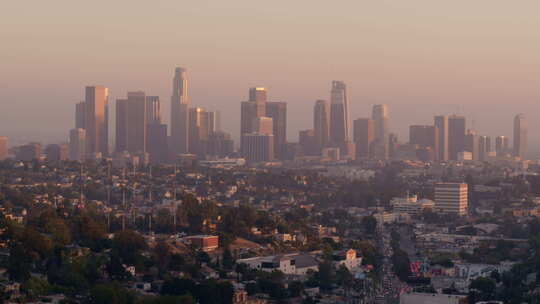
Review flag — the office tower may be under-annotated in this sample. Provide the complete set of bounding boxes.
[126,91,147,154]
[241,133,274,163]
[206,131,234,158]
[85,86,109,158]
[434,183,468,216]
[330,81,350,145]
[0,136,7,160]
[45,144,68,162]
[147,123,168,164]
[478,135,491,161]
[146,96,161,124]
[353,118,374,159]
[16,143,41,161]
[241,87,267,149]
[338,141,356,160]
[409,125,437,149]
[249,87,267,102]
[448,115,466,161]
[171,67,189,155]
[206,111,221,133]
[75,101,86,129]
[189,107,209,155]
[313,100,330,152]
[513,114,527,159]
[495,136,509,154]
[434,115,448,161]
[464,130,479,161]
[265,101,287,159]
[388,133,398,159]
[253,117,273,135]
[69,128,86,161]
[115,98,128,153]
[299,129,316,156]
[371,104,390,159]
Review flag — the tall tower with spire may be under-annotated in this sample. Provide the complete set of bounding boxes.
[170,67,189,155]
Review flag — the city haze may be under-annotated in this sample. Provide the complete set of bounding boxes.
[2,0,540,156]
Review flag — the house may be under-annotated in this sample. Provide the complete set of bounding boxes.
[237,253,318,275]
[332,249,362,271]
[184,235,219,252]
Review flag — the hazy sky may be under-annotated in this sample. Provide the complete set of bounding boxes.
[2,1,540,155]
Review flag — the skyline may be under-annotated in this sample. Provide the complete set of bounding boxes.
[2,1,540,156]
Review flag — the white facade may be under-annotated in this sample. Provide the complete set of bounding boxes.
[435,183,468,216]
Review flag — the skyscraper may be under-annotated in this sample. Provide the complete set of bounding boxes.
[448,115,466,161]
[464,130,479,161]
[299,129,316,156]
[241,133,274,163]
[85,86,109,158]
[126,91,147,154]
[253,117,273,135]
[189,107,209,156]
[45,144,68,162]
[170,67,189,155]
[75,101,86,129]
[206,111,221,133]
[478,135,491,161]
[145,96,161,125]
[434,115,448,161]
[313,100,330,153]
[265,101,287,159]
[330,81,350,145]
[353,118,374,159]
[513,114,527,160]
[147,123,168,164]
[372,104,390,159]
[69,128,86,161]
[115,98,128,153]
[0,136,8,160]
[495,135,509,154]
[241,88,267,135]
[409,125,437,148]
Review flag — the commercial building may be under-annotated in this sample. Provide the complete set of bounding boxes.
[434,115,448,161]
[0,136,8,160]
[170,67,189,155]
[513,114,527,159]
[313,99,330,153]
[372,104,390,159]
[241,133,274,163]
[84,86,109,158]
[69,128,86,161]
[354,118,374,159]
[448,115,466,161]
[434,183,468,216]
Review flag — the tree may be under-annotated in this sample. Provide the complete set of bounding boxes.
[112,230,147,266]
[222,248,235,270]
[469,277,496,301]
[361,216,377,235]
[89,283,135,304]
[392,248,412,282]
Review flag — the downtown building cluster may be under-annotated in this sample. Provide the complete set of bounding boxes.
[0,68,530,165]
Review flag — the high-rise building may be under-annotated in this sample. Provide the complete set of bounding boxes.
[241,87,267,150]
[434,183,468,216]
[0,136,8,160]
[147,123,168,164]
[299,129,316,156]
[409,125,437,149]
[464,130,479,161]
[206,131,234,158]
[146,96,161,124]
[127,91,147,154]
[265,101,287,159]
[495,135,509,154]
[313,100,330,153]
[16,143,41,161]
[206,111,221,133]
[85,86,109,158]
[330,81,350,146]
[75,101,86,129]
[478,135,491,161]
[434,115,448,161]
[115,98,128,153]
[69,128,86,161]
[241,133,274,163]
[45,144,68,162]
[513,114,527,160]
[189,107,209,156]
[448,115,466,161]
[353,118,374,159]
[253,117,273,135]
[170,67,189,155]
[371,104,390,159]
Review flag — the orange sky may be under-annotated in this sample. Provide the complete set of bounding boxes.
[1,0,540,154]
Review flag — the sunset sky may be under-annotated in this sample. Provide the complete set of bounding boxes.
[2,0,540,154]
